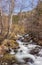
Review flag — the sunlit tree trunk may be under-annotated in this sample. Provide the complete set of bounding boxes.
[8,0,14,34]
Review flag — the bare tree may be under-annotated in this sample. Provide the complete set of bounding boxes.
[18,0,36,32]
[0,0,15,42]
[0,1,3,34]
[8,0,15,34]
[1,0,15,34]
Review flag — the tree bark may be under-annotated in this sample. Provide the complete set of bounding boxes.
[8,0,14,34]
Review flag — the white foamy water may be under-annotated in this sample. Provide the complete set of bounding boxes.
[33,57,42,65]
[10,35,42,65]
[16,40,42,65]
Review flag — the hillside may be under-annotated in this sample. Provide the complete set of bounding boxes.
[0,2,42,39]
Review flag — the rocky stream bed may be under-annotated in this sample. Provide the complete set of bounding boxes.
[0,34,42,65]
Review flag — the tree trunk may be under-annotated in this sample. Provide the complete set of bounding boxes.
[8,0,14,34]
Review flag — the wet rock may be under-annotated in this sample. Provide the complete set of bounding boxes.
[18,37,24,42]
[30,46,41,55]
[32,37,38,44]
[18,34,32,42]
[23,58,34,63]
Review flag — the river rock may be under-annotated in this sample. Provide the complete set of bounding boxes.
[30,46,41,55]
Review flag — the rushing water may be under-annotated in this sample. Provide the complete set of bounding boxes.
[10,34,42,65]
